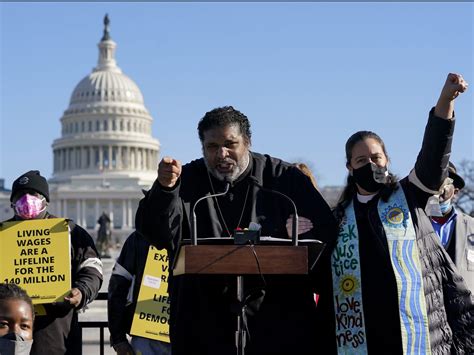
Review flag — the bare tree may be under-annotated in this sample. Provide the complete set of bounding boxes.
[454,159,474,216]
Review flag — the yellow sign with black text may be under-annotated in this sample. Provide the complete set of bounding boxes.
[0,218,71,304]
[130,246,170,343]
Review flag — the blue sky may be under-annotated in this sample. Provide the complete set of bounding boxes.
[1,2,472,189]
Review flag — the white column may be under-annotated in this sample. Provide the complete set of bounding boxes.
[138,148,142,170]
[127,200,133,229]
[108,200,114,227]
[65,149,69,170]
[65,148,69,170]
[125,146,129,169]
[89,147,93,169]
[62,149,67,171]
[63,199,68,217]
[99,147,103,170]
[66,149,69,169]
[108,145,112,170]
[95,199,99,227]
[122,199,127,228]
[71,148,76,170]
[133,147,139,170]
[117,146,122,170]
[121,147,126,169]
[81,199,86,226]
[81,147,86,169]
[77,148,81,169]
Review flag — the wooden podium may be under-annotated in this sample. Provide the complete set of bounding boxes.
[173,244,309,276]
[172,239,325,355]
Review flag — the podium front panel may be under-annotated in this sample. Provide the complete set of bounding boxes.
[173,245,308,275]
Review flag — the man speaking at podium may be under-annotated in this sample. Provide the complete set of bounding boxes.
[135,106,336,355]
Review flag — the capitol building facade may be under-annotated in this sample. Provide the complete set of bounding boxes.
[0,16,160,237]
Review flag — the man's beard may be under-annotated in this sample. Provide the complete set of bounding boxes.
[204,151,250,182]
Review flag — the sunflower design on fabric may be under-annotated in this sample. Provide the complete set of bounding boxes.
[340,274,358,295]
[381,203,409,228]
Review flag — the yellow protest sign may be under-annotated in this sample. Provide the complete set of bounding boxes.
[0,218,71,304]
[130,246,170,343]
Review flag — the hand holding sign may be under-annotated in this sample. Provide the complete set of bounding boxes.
[64,287,82,308]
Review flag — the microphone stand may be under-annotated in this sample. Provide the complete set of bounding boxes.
[191,178,247,354]
[248,177,300,246]
[236,275,246,355]
[234,176,300,355]
[191,180,230,245]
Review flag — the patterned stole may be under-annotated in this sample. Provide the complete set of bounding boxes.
[331,201,368,354]
[331,185,431,354]
[379,186,431,354]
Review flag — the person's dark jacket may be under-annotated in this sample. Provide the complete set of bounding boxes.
[107,231,150,347]
[135,152,338,355]
[315,109,473,354]
[3,213,103,355]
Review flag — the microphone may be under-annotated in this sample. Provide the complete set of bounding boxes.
[247,176,300,246]
[191,178,231,245]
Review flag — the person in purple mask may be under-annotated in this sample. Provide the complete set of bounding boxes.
[2,170,103,355]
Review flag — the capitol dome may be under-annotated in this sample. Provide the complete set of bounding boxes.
[69,70,145,107]
[51,14,160,182]
[65,16,147,112]
[49,15,160,232]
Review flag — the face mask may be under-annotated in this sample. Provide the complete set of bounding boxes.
[14,194,46,219]
[0,333,33,355]
[439,198,453,215]
[352,162,386,193]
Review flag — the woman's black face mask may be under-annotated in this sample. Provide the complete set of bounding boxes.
[352,162,388,193]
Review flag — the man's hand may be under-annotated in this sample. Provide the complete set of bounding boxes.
[158,157,182,188]
[286,215,314,237]
[435,73,468,119]
[64,288,82,308]
[114,341,135,355]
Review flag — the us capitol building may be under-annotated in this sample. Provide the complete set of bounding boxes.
[0,15,160,240]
